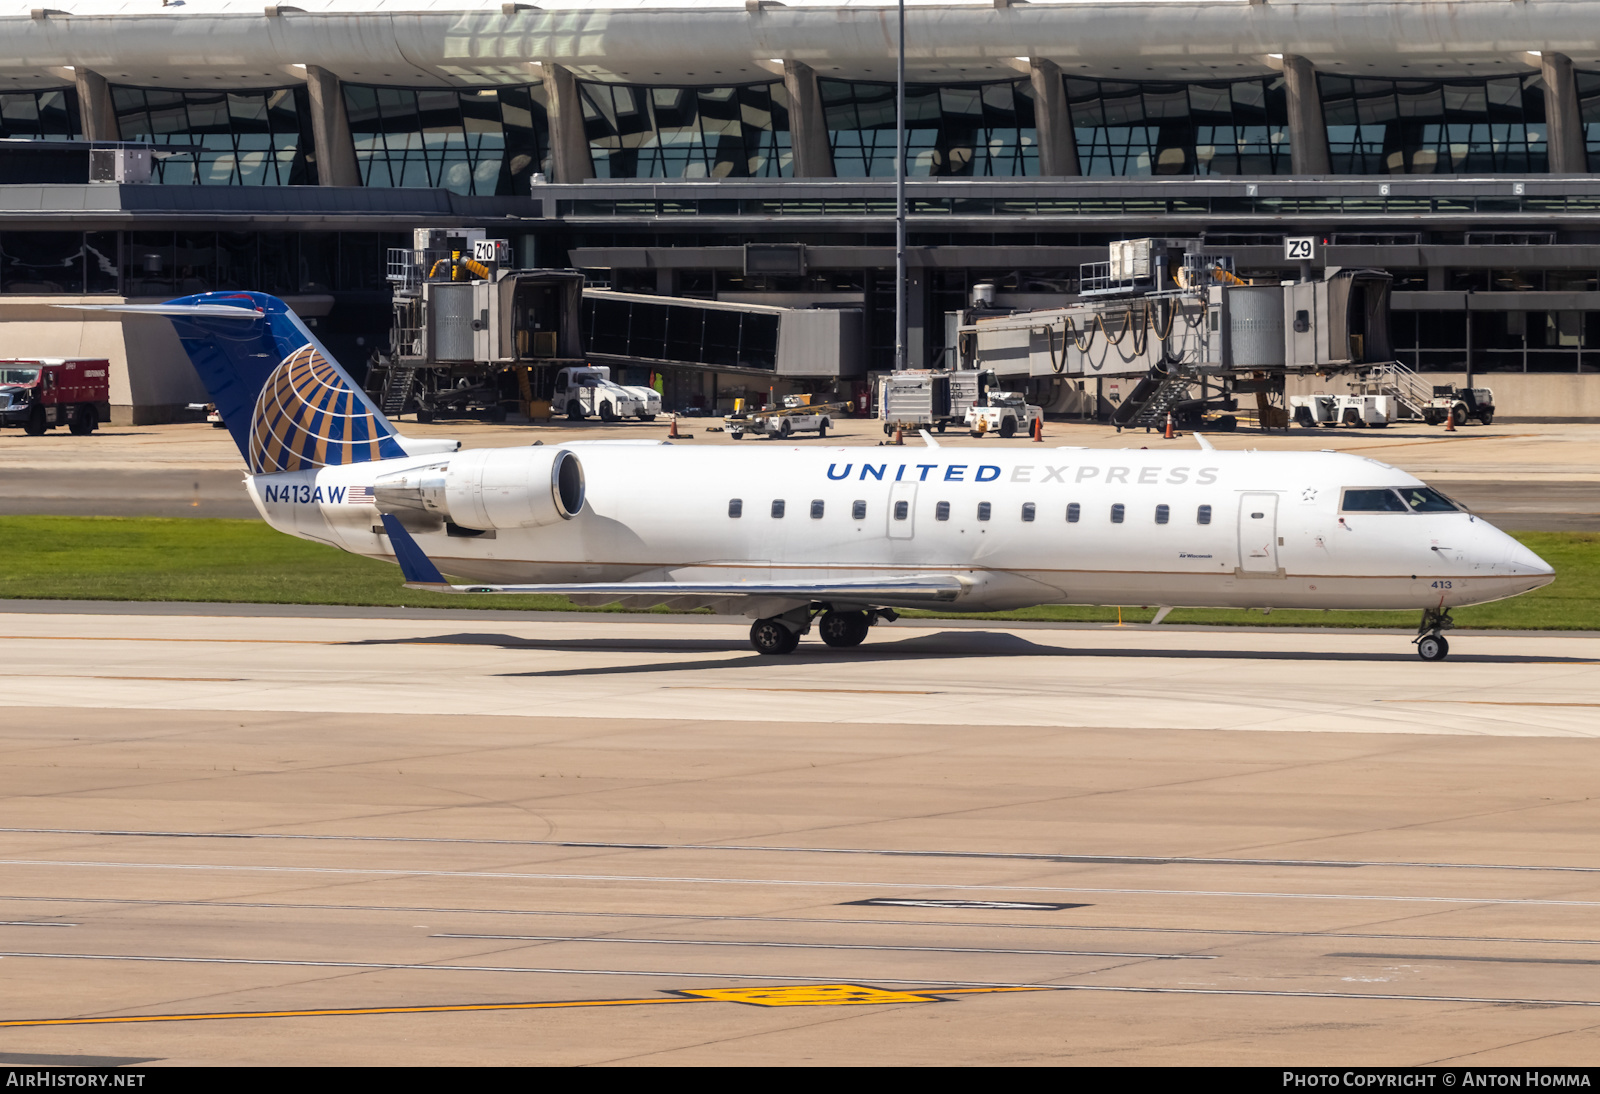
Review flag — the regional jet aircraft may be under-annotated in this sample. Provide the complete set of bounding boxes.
[73,292,1553,661]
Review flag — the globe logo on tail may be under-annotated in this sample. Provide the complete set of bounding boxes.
[248,345,387,474]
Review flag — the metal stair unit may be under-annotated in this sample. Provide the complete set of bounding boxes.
[378,361,418,417]
[1354,360,1432,420]
[1116,369,1196,430]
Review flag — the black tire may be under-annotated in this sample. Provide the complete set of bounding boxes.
[1451,405,1467,428]
[211,419,227,429]
[638,413,656,422]
[818,610,871,648]
[23,404,46,436]
[69,405,95,435]
[489,405,507,423]
[750,618,799,655]
[817,421,827,438]
[566,400,583,421]
[1417,635,1450,662]
[599,400,618,422]
[1479,412,1494,426]
[999,417,1017,439]
[730,432,743,440]
[416,408,434,424]
[937,422,947,434]
[779,419,792,439]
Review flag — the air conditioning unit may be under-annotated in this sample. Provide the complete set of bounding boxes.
[89,147,153,184]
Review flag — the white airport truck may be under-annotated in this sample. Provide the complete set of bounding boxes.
[965,390,1043,438]
[878,368,987,434]
[553,365,661,422]
[725,394,841,440]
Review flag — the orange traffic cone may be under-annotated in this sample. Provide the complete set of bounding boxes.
[668,415,679,439]
[893,427,904,445]
[1164,411,1176,440]
[1032,416,1043,442]
[1444,408,1456,432]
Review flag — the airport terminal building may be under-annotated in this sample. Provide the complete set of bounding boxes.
[7,0,1600,420]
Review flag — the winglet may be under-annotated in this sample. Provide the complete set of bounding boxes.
[1194,433,1215,451]
[380,514,447,585]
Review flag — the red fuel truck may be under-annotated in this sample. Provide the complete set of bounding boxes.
[0,359,111,436]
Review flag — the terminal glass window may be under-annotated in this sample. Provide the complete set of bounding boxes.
[0,231,117,294]
[1065,76,1290,176]
[344,84,549,196]
[582,83,790,178]
[1319,74,1548,174]
[0,88,80,141]
[1576,71,1600,170]
[822,79,1037,177]
[112,86,317,185]
[582,296,779,371]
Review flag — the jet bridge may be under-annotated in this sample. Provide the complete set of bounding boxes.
[958,238,1395,430]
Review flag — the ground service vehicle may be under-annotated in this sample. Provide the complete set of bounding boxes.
[965,391,1043,438]
[74,291,1555,664]
[0,359,109,435]
[554,365,661,422]
[879,369,985,434]
[1425,386,1495,427]
[725,395,841,440]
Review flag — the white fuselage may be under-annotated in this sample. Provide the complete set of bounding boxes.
[248,443,1553,615]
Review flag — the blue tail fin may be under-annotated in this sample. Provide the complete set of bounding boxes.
[75,292,405,473]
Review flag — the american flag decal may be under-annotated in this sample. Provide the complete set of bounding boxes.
[347,486,375,505]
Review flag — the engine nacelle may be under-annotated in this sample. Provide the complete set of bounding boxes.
[375,446,584,531]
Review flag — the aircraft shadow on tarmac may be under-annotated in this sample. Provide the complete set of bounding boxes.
[345,630,1597,678]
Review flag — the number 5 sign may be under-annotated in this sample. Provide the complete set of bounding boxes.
[1285,236,1316,261]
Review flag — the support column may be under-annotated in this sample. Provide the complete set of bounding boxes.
[1282,55,1331,175]
[782,59,834,178]
[1029,58,1079,176]
[543,63,595,183]
[302,65,360,187]
[1539,52,1586,173]
[73,69,118,142]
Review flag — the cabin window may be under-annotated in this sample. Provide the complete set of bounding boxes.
[1066,503,1080,523]
[810,499,825,519]
[1197,504,1211,525]
[771,499,785,518]
[728,498,742,518]
[977,502,992,522]
[852,500,867,520]
[893,500,909,521]
[936,501,951,521]
[1021,502,1036,522]
[1111,503,1125,524]
[1155,504,1170,525]
[1342,488,1409,513]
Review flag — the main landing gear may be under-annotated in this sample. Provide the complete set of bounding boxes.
[748,607,893,655]
[1415,607,1454,662]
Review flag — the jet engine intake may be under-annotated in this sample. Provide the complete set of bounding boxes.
[374,447,584,531]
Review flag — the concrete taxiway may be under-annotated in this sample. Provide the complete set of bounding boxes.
[2,607,1600,1065]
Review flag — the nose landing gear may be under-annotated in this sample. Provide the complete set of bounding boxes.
[1415,607,1455,662]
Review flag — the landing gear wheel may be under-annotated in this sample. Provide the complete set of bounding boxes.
[69,405,95,435]
[1417,634,1450,662]
[750,618,800,655]
[23,405,46,435]
[566,401,583,421]
[599,400,618,422]
[818,610,871,648]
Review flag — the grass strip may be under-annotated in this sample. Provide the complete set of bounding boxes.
[0,516,1594,630]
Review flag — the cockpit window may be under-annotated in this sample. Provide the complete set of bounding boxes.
[1397,487,1461,513]
[1341,488,1410,513]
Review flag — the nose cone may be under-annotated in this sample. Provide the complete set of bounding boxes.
[1487,525,1555,591]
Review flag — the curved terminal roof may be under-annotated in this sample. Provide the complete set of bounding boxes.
[0,0,1589,89]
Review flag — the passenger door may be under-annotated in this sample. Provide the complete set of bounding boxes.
[1238,492,1279,574]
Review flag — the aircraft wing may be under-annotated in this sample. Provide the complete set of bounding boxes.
[380,514,965,603]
